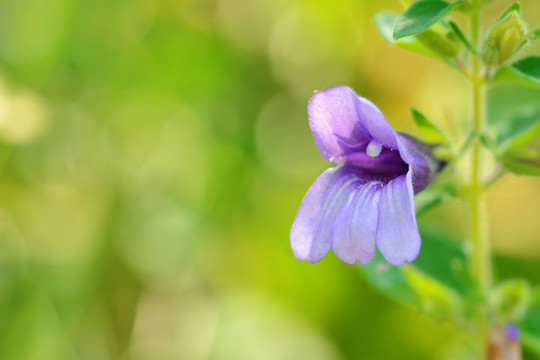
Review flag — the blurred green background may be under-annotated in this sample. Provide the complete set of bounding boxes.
[0,0,539,359]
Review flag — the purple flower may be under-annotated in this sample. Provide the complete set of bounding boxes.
[290,86,442,265]
[505,324,520,341]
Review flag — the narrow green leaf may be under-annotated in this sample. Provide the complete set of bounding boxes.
[411,108,447,144]
[497,2,520,22]
[479,133,498,154]
[510,56,540,86]
[449,21,476,54]
[520,285,540,355]
[505,147,540,160]
[374,12,439,58]
[502,157,540,176]
[393,0,464,39]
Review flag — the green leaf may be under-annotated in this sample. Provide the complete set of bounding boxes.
[493,55,540,91]
[361,254,462,319]
[393,0,464,39]
[489,85,540,175]
[509,56,540,86]
[415,222,471,294]
[522,333,540,357]
[497,2,520,22]
[505,146,540,160]
[359,222,470,319]
[502,157,540,176]
[488,84,540,148]
[361,253,417,304]
[411,108,447,144]
[374,12,439,58]
[496,111,540,148]
[449,21,476,54]
[493,66,540,89]
[402,265,462,317]
[532,286,540,308]
[520,286,540,356]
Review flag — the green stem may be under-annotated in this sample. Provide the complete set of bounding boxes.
[470,79,490,294]
[469,0,491,356]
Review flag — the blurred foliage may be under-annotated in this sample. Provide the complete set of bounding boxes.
[0,0,538,359]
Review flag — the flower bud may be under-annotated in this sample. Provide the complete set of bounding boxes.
[482,10,528,66]
[416,23,461,58]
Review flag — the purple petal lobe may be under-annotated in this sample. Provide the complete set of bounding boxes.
[290,168,338,262]
[353,96,400,151]
[375,172,421,265]
[308,86,399,163]
[332,180,382,265]
[290,167,359,263]
[397,133,443,193]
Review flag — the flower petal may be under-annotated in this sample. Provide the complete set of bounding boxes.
[397,133,444,193]
[290,167,359,263]
[308,86,400,163]
[331,180,382,265]
[375,172,421,265]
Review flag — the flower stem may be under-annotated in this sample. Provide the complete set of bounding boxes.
[470,80,490,294]
[469,0,491,357]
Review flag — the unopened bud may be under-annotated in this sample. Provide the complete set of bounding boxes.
[416,23,461,58]
[482,10,528,65]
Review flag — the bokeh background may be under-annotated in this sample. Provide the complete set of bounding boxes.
[0,0,539,359]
